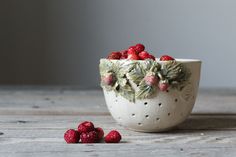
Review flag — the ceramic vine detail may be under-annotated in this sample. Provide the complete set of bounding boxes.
[99,59,191,102]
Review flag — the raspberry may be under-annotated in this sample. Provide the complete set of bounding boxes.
[127,53,140,60]
[127,47,140,60]
[64,129,80,143]
[159,82,169,91]
[128,46,136,50]
[107,52,121,60]
[80,131,98,143]
[138,51,156,60]
[160,55,175,61]
[138,51,150,60]
[120,50,128,59]
[127,47,137,55]
[95,127,104,141]
[78,121,95,134]
[102,73,115,86]
[149,55,156,60]
[144,75,159,86]
[135,43,145,53]
[104,130,122,143]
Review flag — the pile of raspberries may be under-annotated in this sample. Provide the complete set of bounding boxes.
[107,43,175,61]
[64,121,122,144]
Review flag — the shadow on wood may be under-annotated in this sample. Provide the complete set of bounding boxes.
[172,114,236,132]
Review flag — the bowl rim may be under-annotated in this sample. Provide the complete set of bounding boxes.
[100,58,201,63]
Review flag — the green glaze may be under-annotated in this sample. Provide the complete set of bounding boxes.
[99,59,191,102]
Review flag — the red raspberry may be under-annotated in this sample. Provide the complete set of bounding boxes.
[80,131,98,143]
[160,55,175,61]
[138,51,150,60]
[102,73,115,86]
[159,82,169,91]
[120,50,128,59]
[139,51,156,60]
[64,129,80,143]
[127,47,137,55]
[128,45,136,49]
[107,52,121,60]
[95,127,104,141]
[127,47,140,60]
[127,53,140,60]
[135,43,145,53]
[144,75,159,86]
[149,55,156,60]
[78,121,95,134]
[104,130,122,143]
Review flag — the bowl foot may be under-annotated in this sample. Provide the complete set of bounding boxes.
[123,125,178,133]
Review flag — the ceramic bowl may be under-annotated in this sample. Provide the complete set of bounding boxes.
[100,59,201,132]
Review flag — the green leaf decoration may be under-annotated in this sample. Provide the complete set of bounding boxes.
[113,60,138,78]
[112,82,120,91]
[99,59,135,102]
[126,62,145,85]
[117,77,127,87]
[99,59,114,76]
[140,59,161,74]
[99,59,191,102]
[161,61,191,89]
[126,60,161,86]
[135,80,157,99]
[140,59,153,71]
[161,61,182,80]
[102,83,114,91]
[131,60,160,99]
[117,83,135,102]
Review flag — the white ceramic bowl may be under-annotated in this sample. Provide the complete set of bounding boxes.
[101,59,201,132]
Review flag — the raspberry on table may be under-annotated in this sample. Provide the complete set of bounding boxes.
[78,121,95,134]
[104,130,122,143]
[80,131,98,143]
[64,129,80,143]
[95,127,104,141]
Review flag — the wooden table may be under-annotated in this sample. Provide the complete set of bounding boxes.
[0,87,236,157]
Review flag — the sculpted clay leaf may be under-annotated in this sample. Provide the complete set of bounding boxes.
[99,59,114,75]
[135,80,157,99]
[162,61,184,80]
[118,84,135,102]
[161,61,191,89]
[117,78,127,87]
[100,59,191,102]
[141,59,153,71]
[126,62,145,85]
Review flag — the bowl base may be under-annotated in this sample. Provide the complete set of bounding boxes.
[123,125,178,133]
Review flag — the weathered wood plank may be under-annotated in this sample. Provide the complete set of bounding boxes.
[1,115,236,145]
[0,87,236,157]
[0,87,236,115]
[1,114,236,130]
[0,143,236,157]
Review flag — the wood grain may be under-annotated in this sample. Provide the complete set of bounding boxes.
[0,87,236,157]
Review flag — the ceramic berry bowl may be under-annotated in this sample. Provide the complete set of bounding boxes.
[100,44,201,132]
